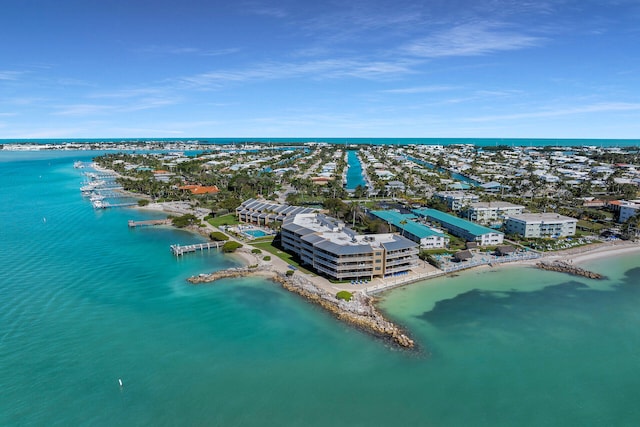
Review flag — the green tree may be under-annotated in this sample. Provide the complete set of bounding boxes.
[171,214,198,228]
[222,241,243,253]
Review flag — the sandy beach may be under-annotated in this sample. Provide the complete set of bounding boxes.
[544,240,640,264]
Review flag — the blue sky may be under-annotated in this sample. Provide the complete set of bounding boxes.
[1,0,640,139]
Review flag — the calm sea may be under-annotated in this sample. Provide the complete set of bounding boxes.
[2,151,640,426]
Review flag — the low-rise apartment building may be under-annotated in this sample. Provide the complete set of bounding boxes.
[504,213,577,238]
[236,198,317,226]
[433,191,480,211]
[413,208,504,246]
[369,210,449,249]
[461,201,525,225]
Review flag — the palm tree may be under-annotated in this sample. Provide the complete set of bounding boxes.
[399,219,408,237]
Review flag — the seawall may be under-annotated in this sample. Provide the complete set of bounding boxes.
[271,274,415,349]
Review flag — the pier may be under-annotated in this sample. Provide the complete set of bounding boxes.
[93,201,137,209]
[170,241,222,256]
[128,219,172,228]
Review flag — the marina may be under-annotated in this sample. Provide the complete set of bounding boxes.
[79,167,136,209]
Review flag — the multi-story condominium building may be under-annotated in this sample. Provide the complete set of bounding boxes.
[504,213,577,238]
[609,200,640,223]
[461,201,525,225]
[433,191,480,211]
[619,203,640,223]
[413,208,504,246]
[369,210,449,249]
[281,213,419,281]
[236,198,317,226]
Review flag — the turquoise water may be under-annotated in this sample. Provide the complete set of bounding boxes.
[2,151,640,426]
[3,137,640,147]
[345,150,367,190]
[406,155,480,186]
[244,229,268,238]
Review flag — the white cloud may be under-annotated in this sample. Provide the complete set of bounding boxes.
[405,21,543,58]
[135,45,240,57]
[52,97,177,116]
[382,85,459,94]
[179,58,416,89]
[88,88,174,101]
[0,71,25,81]
[466,102,640,122]
[52,104,114,117]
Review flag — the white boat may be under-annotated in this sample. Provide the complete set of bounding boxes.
[73,161,84,168]
[80,180,106,193]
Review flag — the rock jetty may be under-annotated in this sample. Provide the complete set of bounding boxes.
[536,260,603,279]
[271,274,415,349]
[187,266,415,349]
[187,265,268,284]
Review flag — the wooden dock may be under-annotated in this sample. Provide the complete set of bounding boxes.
[128,219,172,228]
[170,242,222,256]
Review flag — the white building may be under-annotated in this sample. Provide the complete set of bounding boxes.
[413,208,504,246]
[505,213,577,238]
[433,191,480,211]
[462,201,525,225]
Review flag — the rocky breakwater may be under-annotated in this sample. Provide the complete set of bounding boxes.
[536,260,603,279]
[188,265,270,284]
[272,273,415,349]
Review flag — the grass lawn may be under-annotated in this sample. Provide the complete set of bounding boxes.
[251,241,314,275]
[577,220,607,232]
[207,214,240,227]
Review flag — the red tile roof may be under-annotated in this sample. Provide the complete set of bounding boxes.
[179,185,220,194]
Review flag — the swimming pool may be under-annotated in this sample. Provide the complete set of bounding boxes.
[244,229,268,237]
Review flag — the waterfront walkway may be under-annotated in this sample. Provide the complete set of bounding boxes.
[364,252,541,294]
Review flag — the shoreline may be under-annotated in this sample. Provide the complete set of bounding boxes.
[86,161,639,350]
[543,241,640,265]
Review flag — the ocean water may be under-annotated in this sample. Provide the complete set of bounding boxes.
[2,151,640,426]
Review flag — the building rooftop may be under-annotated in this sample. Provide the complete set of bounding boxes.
[434,191,477,198]
[370,210,445,239]
[506,213,578,223]
[284,213,416,254]
[413,208,503,237]
[470,201,524,209]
